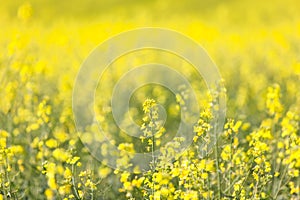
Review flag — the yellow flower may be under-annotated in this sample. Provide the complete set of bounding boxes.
[48,177,57,190]
[99,167,112,179]
[160,187,169,197]
[45,189,54,200]
[64,167,72,179]
[221,145,231,161]
[52,148,70,162]
[45,138,58,148]
[201,172,208,179]
[153,191,161,200]
[123,181,133,191]
[153,172,163,183]
[68,156,80,165]
[17,2,33,21]
[234,183,240,191]
[143,99,156,114]
[254,157,262,164]
[53,130,68,143]
[120,171,130,183]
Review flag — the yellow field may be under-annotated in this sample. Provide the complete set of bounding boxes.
[1,0,300,199]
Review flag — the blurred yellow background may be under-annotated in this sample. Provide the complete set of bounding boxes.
[1,1,300,199]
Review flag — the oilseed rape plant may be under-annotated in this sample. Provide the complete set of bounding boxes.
[1,0,300,199]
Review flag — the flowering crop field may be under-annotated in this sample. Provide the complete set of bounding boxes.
[1,0,300,199]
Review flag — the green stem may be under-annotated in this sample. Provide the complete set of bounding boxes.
[273,164,289,199]
[71,164,81,200]
[214,122,221,200]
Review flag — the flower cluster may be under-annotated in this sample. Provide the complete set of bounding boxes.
[1,1,300,199]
